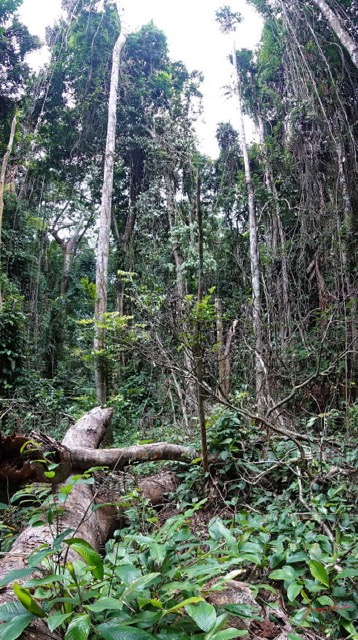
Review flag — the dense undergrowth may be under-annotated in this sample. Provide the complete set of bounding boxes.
[0,410,357,640]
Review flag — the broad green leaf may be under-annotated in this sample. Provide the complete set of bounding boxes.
[130,610,162,627]
[334,568,358,580]
[137,597,163,609]
[287,635,303,640]
[308,560,329,587]
[0,601,28,622]
[149,543,167,565]
[0,502,8,510]
[185,602,217,632]
[210,630,248,640]
[97,623,156,640]
[223,604,262,619]
[64,538,103,580]
[162,581,199,595]
[24,574,69,587]
[208,519,237,550]
[86,597,124,612]
[166,596,204,613]
[0,568,34,588]
[286,552,308,563]
[52,529,74,549]
[13,583,46,618]
[28,546,54,566]
[269,566,297,582]
[287,582,302,602]
[65,613,91,640]
[124,535,154,545]
[0,613,34,640]
[122,573,161,600]
[47,612,73,632]
[239,542,262,555]
[116,564,142,584]
[317,596,334,606]
[341,622,358,638]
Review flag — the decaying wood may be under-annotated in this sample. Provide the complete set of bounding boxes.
[69,441,198,470]
[0,435,199,485]
[0,407,192,639]
[0,407,114,639]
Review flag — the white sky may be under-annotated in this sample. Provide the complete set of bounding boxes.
[19,0,263,157]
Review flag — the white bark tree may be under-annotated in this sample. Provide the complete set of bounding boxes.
[233,49,266,414]
[94,28,127,404]
[309,0,358,69]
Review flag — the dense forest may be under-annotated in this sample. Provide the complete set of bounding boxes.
[0,1,357,639]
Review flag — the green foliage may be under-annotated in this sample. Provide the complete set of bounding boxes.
[0,280,25,394]
[2,471,357,640]
[0,0,39,148]
[215,6,242,34]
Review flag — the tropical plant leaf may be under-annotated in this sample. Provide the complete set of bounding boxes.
[0,568,34,588]
[287,582,302,602]
[185,601,217,632]
[211,630,248,639]
[64,538,104,580]
[97,623,156,640]
[86,597,124,612]
[308,560,329,587]
[47,612,73,632]
[64,614,91,640]
[269,566,297,582]
[166,596,204,613]
[0,613,34,640]
[13,582,46,618]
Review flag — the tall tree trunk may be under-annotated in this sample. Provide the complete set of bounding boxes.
[164,171,196,421]
[0,113,17,309]
[309,0,358,69]
[195,171,208,472]
[94,31,126,404]
[257,115,291,346]
[215,297,238,399]
[233,51,266,413]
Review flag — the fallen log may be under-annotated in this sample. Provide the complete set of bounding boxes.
[0,407,114,639]
[0,433,199,485]
[0,408,190,639]
[69,441,198,470]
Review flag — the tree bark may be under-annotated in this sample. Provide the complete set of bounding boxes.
[69,441,198,470]
[309,0,358,69]
[0,112,17,310]
[164,170,196,422]
[216,297,238,400]
[195,171,209,473]
[0,408,190,639]
[94,30,126,405]
[0,428,200,485]
[0,407,113,640]
[233,51,266,413]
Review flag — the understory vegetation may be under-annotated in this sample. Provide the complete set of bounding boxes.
[0,0,357,638]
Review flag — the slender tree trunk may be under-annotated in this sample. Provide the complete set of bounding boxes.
[257,115,291,346]
[164,171,196,420]
[94,31,126,404]
[195,171,208,472]
[309,0,358,69]
[233,52,266,413]
[0,113,17,309]
[215,297,227,398]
